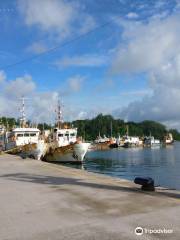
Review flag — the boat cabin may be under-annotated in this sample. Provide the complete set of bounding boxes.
[144,136,160,146]
[5,128,40,150]
[53,128,77,147]
[123,136,140,145]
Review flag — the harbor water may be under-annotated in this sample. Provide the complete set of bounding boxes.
[63,141,180,190]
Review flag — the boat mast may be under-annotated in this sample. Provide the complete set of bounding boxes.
[56,99,63,129]
[110,121,112,138]
[126,125,129,136]
[19,96,26,128]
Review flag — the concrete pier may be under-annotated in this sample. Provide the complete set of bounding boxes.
[0,154,179,240]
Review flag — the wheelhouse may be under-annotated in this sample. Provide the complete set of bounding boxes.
[5,128,40,150]
[53,128,77,147]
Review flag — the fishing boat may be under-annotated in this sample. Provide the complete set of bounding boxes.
[43,100,90,163]
[95,121,117,149]
[164,133,174,145]
[94,134,110,144]
[144,136,161,147]
[92,132,110,150]
[120,126,143,148]
[122,136,141,148]
[4,97,47,160]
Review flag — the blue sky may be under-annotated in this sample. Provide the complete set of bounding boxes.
[1,0,180,129]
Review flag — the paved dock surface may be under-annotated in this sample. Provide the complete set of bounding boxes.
[0,154,180,240]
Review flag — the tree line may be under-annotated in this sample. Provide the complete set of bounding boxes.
[71,114,180,141]
[1,114,180,141]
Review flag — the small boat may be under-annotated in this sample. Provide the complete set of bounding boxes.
[109,136,121,148]
[144,136,161,147]
[164,133,174,145]
[122,136,141,148]
[94,134,110,144]
[93,134,111,150]
[119,125,143,148]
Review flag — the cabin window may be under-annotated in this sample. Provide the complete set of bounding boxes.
[30,133,36,137]
[24,133,30,137]
[65,133,69,137]
[58,134,63,137]
[70,133,75,137]
[17,134,23,137]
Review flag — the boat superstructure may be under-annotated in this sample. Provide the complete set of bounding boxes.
[122,136,142,148]
[5,128,40,150]
[53,127,77,147]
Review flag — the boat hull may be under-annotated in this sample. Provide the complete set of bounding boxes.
[43,142,90,163]
[91,141,111,150]
[6,140,48,160]
[165,140,174,145]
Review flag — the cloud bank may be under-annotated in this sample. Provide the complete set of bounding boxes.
[55,54,108,68]
[18,0,96,40]
[0,71,89,124]
[112,13,180,129]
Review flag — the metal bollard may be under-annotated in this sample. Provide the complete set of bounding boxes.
[134,177,155,191]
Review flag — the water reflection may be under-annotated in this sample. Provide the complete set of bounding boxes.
[61,142,180,190]
[85,142,180,190]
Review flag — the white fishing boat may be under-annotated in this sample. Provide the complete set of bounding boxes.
[43,100,90,163]
[122,136,141,147]
[164,133,173,145]
[94,134,110,144]
[5,127,40,150]
[144,136,161,147]
[4,97,47,160]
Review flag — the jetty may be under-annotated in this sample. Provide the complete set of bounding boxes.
[0,154,179,240]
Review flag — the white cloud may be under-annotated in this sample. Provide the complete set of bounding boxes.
[0,74,36,117]
[79,15,96,34]
[67,75,85,92]
[120,89,152,97]
[26,42,48,54]
[0,71,89,123]
[31,91,59,123]
[126,12,138,19]
[111,15,180,74]
[0,71,58,123]
[111,14,180,130]
[18,0,96,40]
[55,54,108,68]
[5,75,36,98]
[77,111,88,120]
[18,0,75,38]
[0,70,6,83]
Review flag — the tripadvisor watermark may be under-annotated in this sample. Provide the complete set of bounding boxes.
[135,226,173,236]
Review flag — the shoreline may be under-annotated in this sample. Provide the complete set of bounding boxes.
[47,158,180,193]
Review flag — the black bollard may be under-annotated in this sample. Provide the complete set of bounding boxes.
[134,177,155,191]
